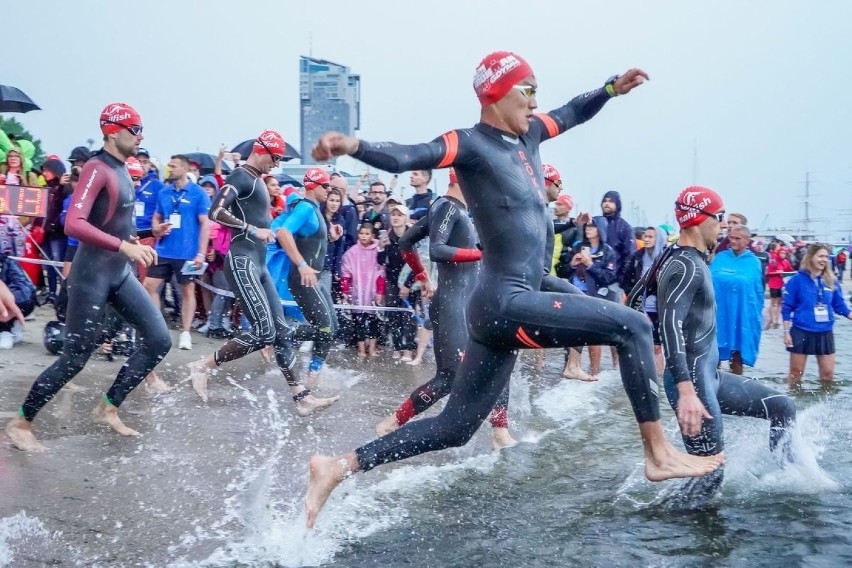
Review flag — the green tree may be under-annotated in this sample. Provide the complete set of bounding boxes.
[0,116,45,167]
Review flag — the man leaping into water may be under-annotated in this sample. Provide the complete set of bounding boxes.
[188,131,338,416]
[304,51,723,527]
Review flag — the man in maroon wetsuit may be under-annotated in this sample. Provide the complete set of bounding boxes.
[6,103,170,452]
[304,52,724,528]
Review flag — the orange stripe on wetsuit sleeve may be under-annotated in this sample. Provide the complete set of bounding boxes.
[516,327,544,349]
[436,131,459,168]
[535,113,560,138]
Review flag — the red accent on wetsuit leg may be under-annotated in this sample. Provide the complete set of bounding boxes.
[489,407,508,428]
[395,398,415,426]
[449,248,482,263]
[516,326,544,349]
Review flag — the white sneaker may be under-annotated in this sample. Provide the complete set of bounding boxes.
[299,341,314,354]
[178,331,193,350]
[10,320,24,344]
[0,331,13,349]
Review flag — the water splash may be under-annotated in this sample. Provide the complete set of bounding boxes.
[0,511,75,567]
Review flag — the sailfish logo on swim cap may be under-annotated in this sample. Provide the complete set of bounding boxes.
[674,185,724,229]
[303,167,330,190]
[473,51,534,106]
[253,130,286,157]
[99,102,141,135]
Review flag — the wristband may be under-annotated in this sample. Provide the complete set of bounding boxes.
[414,271,428,282]
[298,261,308,268]
[605,75,619,97]
[249,225,258,237]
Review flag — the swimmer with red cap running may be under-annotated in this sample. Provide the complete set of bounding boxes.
[305,51,722,529]
[188,131,339,415]
[7,103,172,451]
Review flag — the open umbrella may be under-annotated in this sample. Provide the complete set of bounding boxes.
[0,85,40,113]
[232,139,301,161]
[775,234,795,244]
[182,152,232,175]
[275,173,302,188]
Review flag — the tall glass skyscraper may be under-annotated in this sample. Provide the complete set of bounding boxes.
[299,56,361,164]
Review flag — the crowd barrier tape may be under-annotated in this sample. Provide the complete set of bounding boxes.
[9,255,413,314]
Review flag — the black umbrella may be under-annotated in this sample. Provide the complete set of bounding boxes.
[0,85,41,113]
[182,152,232,175]
[275,173,302,188]
[231,139,301,161]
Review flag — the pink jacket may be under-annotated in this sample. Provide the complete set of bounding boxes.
[341,242,385,311]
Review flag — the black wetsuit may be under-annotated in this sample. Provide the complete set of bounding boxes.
[208,165,302,390]
[19,151,171,420]
[283,198,338,372]
[653,245,795,500]
[352,82,663,471]
[395,196,510,427]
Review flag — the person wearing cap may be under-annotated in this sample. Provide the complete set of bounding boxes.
[305,52,723,528]
[593,190,635,285]
[630,186,795,506]
[376,199,417,362]
[6,103,171,452]
[274,167,343,377]
[67,146,91,169]
[189,131,339,416]
[376,171,517,449]
[143,154,211,351]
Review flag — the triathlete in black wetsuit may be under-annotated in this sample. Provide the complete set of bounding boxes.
[305,52,723,527]
[276,167,342,376]
[6,103,170,452]
[187,131,338,416]
[374,177,515,449]
[634,186,795,505]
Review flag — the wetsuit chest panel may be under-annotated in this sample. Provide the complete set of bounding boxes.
[292,200,328,271]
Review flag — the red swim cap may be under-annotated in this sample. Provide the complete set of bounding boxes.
[556,194,574,210]
[253,130,286,157]
[125,156,144,178]
[473,51,534,106]
[448,168,458,185]
[542,163,561,184]
[303,167,330,190]
[100,102,142,135]
[675,186,725,229]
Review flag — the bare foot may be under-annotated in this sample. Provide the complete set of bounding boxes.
[562,366,599,382]
[5,417,47,452]
[62,381,87,392]
[368,351,380,358]
[375,414,400,437]
[644,444,725,482]
[188,360,211,403]
[491,427,518,451]
[260,345,275,364]
[295,394,340,417]
[406,357,423,366]
[91,401,141,437]
[305,454,355,528]
[143,372,173,395]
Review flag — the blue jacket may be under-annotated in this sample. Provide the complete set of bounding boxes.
[556,216,618,296]
[710,249,764,366]
[136,171,166,232]
[593,190,634,281]
[782,270,851,332]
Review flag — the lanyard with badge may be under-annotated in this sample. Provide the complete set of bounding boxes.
[814,276,829,322]
[134,180,150,218]
[169,188,186,229]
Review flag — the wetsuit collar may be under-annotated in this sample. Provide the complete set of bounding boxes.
[474,122,523,143]
[99,148,125,167]
[240,163,262,178]
[443,195,468,211]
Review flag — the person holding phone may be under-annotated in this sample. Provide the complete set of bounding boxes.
[143,154,211,350]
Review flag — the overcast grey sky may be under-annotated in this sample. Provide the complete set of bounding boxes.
[4,0,851,240]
